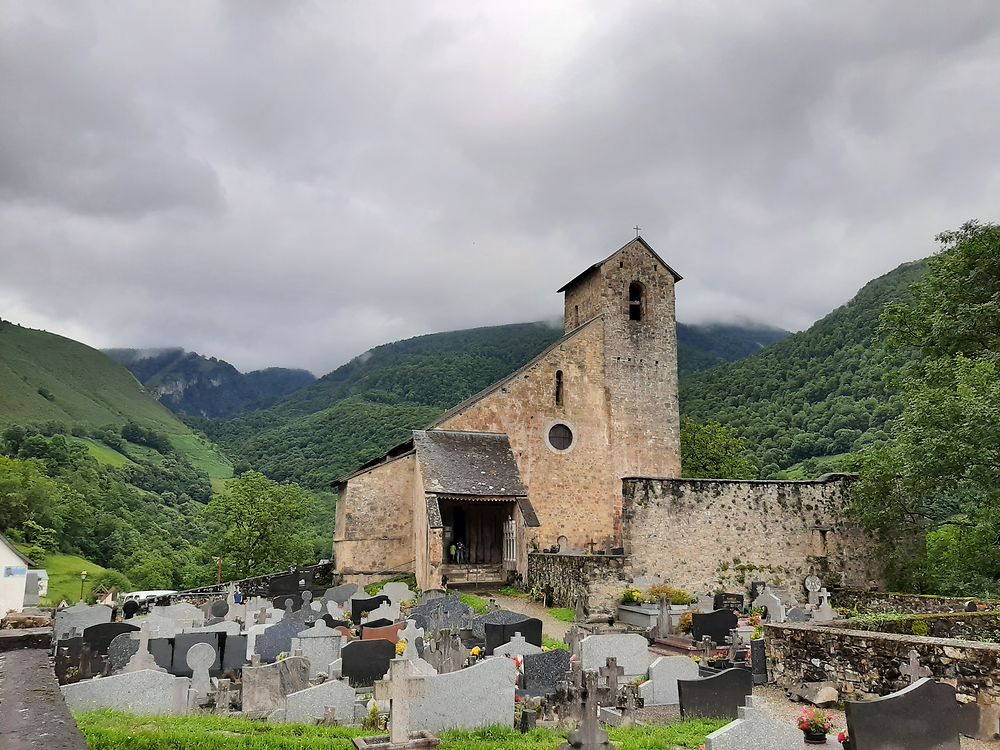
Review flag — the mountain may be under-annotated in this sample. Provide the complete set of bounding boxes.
[680,260,928,475]
[0,320,232,483]
[105,347,315,419]
[198,320,790,489]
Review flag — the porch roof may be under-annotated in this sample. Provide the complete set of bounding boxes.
[414,429,527,497]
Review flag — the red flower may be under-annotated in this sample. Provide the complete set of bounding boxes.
[838,731,847,742]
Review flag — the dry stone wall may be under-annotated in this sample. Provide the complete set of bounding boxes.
[838,589,1000,615]
[526,552,632,612]
[622,475,881,594]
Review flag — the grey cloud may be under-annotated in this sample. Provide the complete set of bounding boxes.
[1,0,999,374]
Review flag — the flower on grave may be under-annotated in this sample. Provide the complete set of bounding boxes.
[621,587,644,604]
[395,639,407,656]
[752,625,765,640]
[797,707,835,734]
[470,646,481,658]
[748,613,763,627]
[513,656,524,674]
[838,730,850,744]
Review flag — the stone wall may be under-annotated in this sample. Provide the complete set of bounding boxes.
[831,612,1000,641]
[622,475,881,595]
[765,621,1000,707]
[838,589,1000,615]
[526,552,632,612]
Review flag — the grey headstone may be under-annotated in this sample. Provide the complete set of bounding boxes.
[351,595,390,623]
[284,677,357,726]
[256,606,310,662]
[845,678,960,750]
[61,669,190,715]
[678,668,752,720]
[107,632,140,674]
[55,603,113,642]
[751,586,785,623]
[785,607,812,623]
[409,655,517,733]
[381,582,415,605]
[580,633,648,677]
[522,650,571,697]
[242,656,311,714]
[324,583,359,605]
[209,599,229,619]
[639,655,699,706]
[705,694,804,750]
[186,642,216,703]
[484,615,543,655]
[494,632,543,658]
[424,629,467,674]
[290,620,343,679]
[409,595,473,633]
[171,633,222,677]
[419,588,447,604]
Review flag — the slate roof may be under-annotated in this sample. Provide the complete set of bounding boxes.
[556,235,683,292]
[414,429,527,497]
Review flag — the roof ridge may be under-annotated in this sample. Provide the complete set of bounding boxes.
[556,236,683,293]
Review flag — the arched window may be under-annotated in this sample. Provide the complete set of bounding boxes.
[628,282,644,321]
[554,370,563,406]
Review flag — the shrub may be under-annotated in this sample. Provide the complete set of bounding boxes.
[621,587,644,604]
[646,584,696,605]
[677,611,694,634]
[911,619,930,637]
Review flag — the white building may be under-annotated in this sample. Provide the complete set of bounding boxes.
[0,532,34,617]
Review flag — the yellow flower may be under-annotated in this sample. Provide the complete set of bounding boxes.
[395,640,407,656]
[471,646,481,657]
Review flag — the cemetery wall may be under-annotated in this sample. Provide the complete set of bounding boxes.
[829,612,1000,640]
[621,475,881,594]
[765,621,1000,705]
[838,589,1000,615]
[526,552,631,611]
[333,453,417,579]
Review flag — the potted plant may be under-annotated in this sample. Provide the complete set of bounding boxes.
[798,707,835,744]
[838,730,853,750]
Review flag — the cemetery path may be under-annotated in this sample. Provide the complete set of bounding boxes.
[754,685,991,749]
[489,594,573,638]
[0,647,89,750]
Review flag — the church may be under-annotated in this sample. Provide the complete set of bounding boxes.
[333,236,686,591]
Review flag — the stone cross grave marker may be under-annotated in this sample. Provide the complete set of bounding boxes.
[814,588,836,622]
[752,586,785,623]
[398,619,425,660]
[655,597,672,639]
[575,595,586,623]
[375,658,426,745]
[186,641,216,705]
[121,626,164,674]
[804,574,822,607]
[599,657,624,707]
[901,649,932,683]
[564,626,583,659]
[558,670,615,750]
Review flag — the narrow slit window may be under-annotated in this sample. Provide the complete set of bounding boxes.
[554,370,563,406]
[628,282,644,321]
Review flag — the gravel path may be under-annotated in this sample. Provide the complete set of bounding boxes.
[489,594,574,639]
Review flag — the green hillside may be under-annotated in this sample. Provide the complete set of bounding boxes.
[200,321,789,490]
[0,321,232,482]
[680,260,928,474]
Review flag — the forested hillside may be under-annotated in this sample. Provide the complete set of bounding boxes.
[199,321,789,489]
[681,260,928,475]
[106,347,315,419]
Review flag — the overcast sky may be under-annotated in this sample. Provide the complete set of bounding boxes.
[3,1,1000,374]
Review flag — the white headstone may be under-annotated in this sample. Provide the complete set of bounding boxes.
[284,677,357,726]
[408,656,517,733]
[61,670,189,715]
[639,655,699,706]
[752,586,786,624]
[705,695,804,750]
[494,632,543,658]
[580,633,649,677]
[381,582,416,606]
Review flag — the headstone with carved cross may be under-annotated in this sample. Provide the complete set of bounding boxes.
[121,625,165,674]
[814,589,836,622]
[558,670,616,750]
[599,657,624,707]
[900,649,932,683]
[374,658,426,745]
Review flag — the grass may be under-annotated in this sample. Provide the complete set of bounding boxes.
[30,551,111,606]
[460,592,491,614]
[541,635,569,651]
[69,437,135,468]
[549,607,576,623]
[75,712,726,750]
[499,585,530,598]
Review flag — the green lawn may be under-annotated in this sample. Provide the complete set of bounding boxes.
[32,551,111,605]
[75,712,726,750]
[68,437,135,468]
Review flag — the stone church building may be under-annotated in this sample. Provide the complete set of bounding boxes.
[334,237,879,597]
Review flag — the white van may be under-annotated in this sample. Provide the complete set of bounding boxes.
[121,589,177,604]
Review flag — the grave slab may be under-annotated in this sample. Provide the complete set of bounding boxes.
[409,656,517,733]
[284,677,358,726]
[639,656,699,706]
[580,634,648,677]
[61,669,190,715]
[241,656,311,714]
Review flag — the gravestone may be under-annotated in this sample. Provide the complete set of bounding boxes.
[61,669,190,715]
[750,639,767,685]
[122,628,166,674]
[122,600,140,620]
[495,632,543,658]
[424,629,466,674]
[691,609,739,645]
[678,668,751,720]
[245,622,271,660]
[804,574,823,607]
[813,589,837,622]
[598,658,624,707]
[557,670,615,750]
[364,600,401,624]
[398,619,425,660]
[419,588,447,604]
[785,607,811,623]
[55,637,85,683]
[845,677,960,750]
[639,655,699,706]
[186,642,216,705]
[900,650,932,684]
[148,638,174,671]
[284,677,357,726]
[82,622,140,675]
[291,620,343,679]
[241,656,311,714]
[580,633,648,677]
[144,613,179,639]
[713,593,744,612]
[341,638,395,688]
[381,582,416,605]
[171,633,222,677]
[210,599,229,619]
[256,602,311,662]
[522,649,571,696]
[55,602,113,641]
[409,653,518,733]
[361,621,403,641]
[107,632,140,673]
[409,594,472,632]
[751,586,785,623]
[375,658,426,745]
[351,594,390,623]
[481,613,543,655]
[151,602,204,627]
[184,620,241,635]
[221,634,248,674]
[324,583,359,605]
[704,695,804,750]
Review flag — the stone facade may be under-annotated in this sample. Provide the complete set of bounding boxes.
[838,589,1000,615]
[525,553,632,613]
[765,621,1000,707]
[622,475,881,594]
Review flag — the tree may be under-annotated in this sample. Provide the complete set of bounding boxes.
[680,419,759,479]
[852,221,1000,594]
[202,471,314,580]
